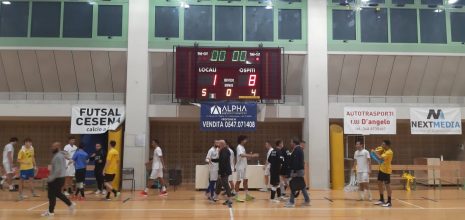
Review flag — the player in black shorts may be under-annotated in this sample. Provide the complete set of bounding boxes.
[268,140,283,203]
[279,140,290,199]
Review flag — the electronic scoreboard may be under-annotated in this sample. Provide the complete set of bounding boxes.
[175,47,282,101]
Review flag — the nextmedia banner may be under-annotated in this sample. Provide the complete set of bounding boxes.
[71,105,125,134]
[344,107,397,135]
[201,102,257,131]
[410,108,462,135]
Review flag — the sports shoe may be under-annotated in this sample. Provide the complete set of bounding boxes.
[279,196,289,200]
[64,191,70,196]
[95,190,101,195]
[18,194,28,200]
[234,196,244,202]
[223,200,233,206]
[284,202,295,208]
[301,201,311,207]
[140,191,148,197]
[373,200,384,205]
[382,202,392,207]
[245,194,255,201]
[115,191,121,198]
[270,199,280,203]
[101,190,107,195]
[32,193,40,197]
[259,188,268,192]
[68,202,76,214]
[159,191,168,196]
[41,211,55,217]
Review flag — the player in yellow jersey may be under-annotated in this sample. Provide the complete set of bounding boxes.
[17,138,39,200]
[373,140,393,207]
[103,140,120,201]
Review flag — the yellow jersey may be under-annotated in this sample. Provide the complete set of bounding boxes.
[105,148,119,174]
[379,149,393,174]
[18,147,35,171]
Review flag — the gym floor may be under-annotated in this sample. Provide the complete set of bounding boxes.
[1,186,465,219]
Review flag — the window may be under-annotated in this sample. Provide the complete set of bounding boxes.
[31,2,61,37]
[215,6,242,41]
[390,9,417,43]
[63,2,93,38]
[331,0,355,4]
[332,10,356,41]
[155,6,179,38]
[421,0,443,5]
[360,0,385,4]
[246,6,273,41]
[184,5,212,40]
[279,9,301,40]
[361,8,388,43]
[98,5,123,37]
[420,9,446,43]
[451,12,465,42]
[0,2,29,37]
[392,0,414,5]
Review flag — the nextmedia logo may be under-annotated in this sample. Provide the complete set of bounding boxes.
[427,109,445,120]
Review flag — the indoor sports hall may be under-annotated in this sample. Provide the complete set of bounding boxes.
[1,0,465,219]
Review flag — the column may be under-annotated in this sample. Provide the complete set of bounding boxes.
[124,0,150,189]
[305,0,330,189]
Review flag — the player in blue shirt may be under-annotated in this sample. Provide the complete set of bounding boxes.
[72,144,89,200]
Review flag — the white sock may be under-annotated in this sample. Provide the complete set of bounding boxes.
[161,186,166,192]
[245,190,248,195]
[358,191,364,200]
[365,189,372,199]
[144,188,149,193]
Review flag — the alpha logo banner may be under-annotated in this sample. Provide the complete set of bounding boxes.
[410,108,462,135]
[201,102,256,131]
[71,105,125,134]
[344,107,397,135]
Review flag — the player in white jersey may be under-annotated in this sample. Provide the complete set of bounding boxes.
[142,139,168,196]
[63,136,78,196]
[260,141,273,192]
[234,135,258,202]
[2,137,18,191]
[353,140,372,201]
[205,140,219,200]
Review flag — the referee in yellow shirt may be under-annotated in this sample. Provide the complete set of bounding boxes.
[103,140,121,201]
[373,140,393,207]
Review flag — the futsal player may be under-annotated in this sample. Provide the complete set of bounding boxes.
[285,138,310,208]
[226,141,236,196]
[17,138,39,200]
[213,140,233,205]
[103,140,120,201]
[268,140,282,203]
[141,139,168,196]
[373,140,394,207]
[90,143,106,195]
[352,140,372,201]
[72,144,89,200]
[260,141,273,192]
[234,135,259,202]
[279,140,291,199]
[2,137,18,191]
[41,142,76,217]
[63,136,78,196]
[205,140,219,200]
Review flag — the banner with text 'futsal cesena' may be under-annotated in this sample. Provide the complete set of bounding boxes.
[410,108,462,135]
[71,105,125,134]
[344,107,397,135]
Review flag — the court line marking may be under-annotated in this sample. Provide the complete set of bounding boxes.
[324,197,333,203]
[27,202,49,211]
[15,207,465,212]
[396,199,425,209]
[421,197,438,202]
[229,205,234,220]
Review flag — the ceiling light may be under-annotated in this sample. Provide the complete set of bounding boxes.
[2,1,12,5]
[448,0,458,4]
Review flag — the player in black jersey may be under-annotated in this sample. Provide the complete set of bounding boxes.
[268,140,283,203]
[278,140,290,199]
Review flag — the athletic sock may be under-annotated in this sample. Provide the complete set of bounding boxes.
[144,188,149,193]
[380,194,384,202]
[106,192,111,199]
[365,190,372,200]
[80,188,85,197]
[68,188,72,194]
[279,182,285,195]
[277,188,281,197]
[387,196,391,203]
[112,189,117,197]
[271,187,276,199]
[359,191,364,200]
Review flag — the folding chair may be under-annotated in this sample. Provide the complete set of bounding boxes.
[122,168,135,192]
